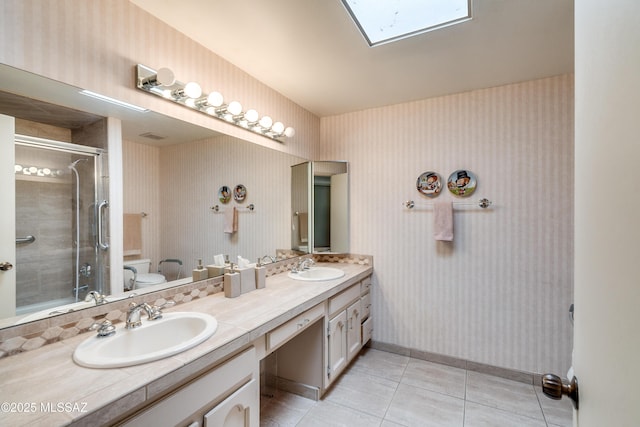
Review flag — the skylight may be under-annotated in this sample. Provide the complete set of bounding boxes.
[342,0,472,47]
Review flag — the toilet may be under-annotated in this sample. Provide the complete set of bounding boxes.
[123,259,167,289]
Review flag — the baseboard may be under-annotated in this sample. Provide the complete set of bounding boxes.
[368,340,542,386]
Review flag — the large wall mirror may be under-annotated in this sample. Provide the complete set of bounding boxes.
[0,65,305,328]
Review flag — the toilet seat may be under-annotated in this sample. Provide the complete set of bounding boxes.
[134,273,167,288]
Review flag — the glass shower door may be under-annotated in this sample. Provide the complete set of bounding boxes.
[14,137,105,316]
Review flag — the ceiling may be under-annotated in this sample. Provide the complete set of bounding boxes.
[130,0,574,117]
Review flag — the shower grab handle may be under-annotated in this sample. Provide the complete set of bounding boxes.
[97,200,109,251]
[16,235,36,244]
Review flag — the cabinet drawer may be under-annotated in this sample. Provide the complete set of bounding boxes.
[328,284,360,317]
[360,276,372,295]
[362,317,373,345]
[267,303,324,352]
[361,292,371,320]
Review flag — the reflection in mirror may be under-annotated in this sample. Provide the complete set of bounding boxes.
[123,132,307,294]
[0,66,307,328]
[291,161,349,254]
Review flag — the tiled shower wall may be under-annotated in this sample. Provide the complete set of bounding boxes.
[320,75,574,375]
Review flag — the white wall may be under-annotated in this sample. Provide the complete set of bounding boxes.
[321,75,574,375]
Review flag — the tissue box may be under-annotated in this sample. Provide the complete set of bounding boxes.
[237,267,256,294]
[206,265,226,277]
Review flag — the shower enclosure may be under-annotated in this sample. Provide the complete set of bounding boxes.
[14,135,108,315]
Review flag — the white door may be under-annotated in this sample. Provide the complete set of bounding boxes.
[0,114,16,318]
[573,1,640,426]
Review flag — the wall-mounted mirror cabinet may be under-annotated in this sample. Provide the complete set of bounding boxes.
[291,161,349,254]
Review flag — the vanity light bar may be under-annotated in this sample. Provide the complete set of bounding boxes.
[135,64,295,141]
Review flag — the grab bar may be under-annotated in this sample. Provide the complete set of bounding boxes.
[16,235,36,244]
[97,200,109,251]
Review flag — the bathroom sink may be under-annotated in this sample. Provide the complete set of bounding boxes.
[288,267,345,282]
[73,312,217,368]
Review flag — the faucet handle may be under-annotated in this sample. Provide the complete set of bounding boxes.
[89,319,116,337]
[148,300,176,320]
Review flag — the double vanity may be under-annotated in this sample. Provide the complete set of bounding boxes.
[0,259,372,426]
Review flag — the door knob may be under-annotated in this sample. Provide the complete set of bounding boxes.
[0,262,13,271]
[542,373,579,410]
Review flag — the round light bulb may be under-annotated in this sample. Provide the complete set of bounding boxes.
[42,168,51,175]
[224,113,234,122]
[184,82,202,99]
[259,116,273,129]
[207,92,224,107]
[28,166,38,173]
[156,67,176,86]
[162,89,173,99]
[244,109,259,123]
[185,98,196,108]
[272,122,285,134]
[284,127,296,138]
[228,101,242,116]
[14,164,23,172]
[205,106,216,115]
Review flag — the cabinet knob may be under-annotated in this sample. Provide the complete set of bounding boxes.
[0,262,13,271]
[542,374,579,410]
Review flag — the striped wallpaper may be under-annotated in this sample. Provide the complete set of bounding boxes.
[320,75,574,375]
[124,135,304,275]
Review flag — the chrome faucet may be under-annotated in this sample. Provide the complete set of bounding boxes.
[258,255,276,267]
[292,257,315,273]
[85,290,108,305]
[126,300,175,329]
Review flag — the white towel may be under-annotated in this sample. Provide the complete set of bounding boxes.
[433,201,453,241]
[224,207,238,234]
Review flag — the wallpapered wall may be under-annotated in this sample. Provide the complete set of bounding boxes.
[320,75,574,375]
[124,135,304,274]
[0,0,320,160]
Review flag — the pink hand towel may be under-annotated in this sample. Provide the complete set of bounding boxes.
[433,201,453,241]
[224,207,238,234]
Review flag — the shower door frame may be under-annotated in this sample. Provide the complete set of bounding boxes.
[14,134,107,314]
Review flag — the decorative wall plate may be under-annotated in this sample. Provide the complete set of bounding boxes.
[447,169,477,197]
[218,186,231,204]
[416,171,442,197]
[233,184,247,202]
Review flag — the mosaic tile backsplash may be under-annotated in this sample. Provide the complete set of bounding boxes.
[0,254,371,358]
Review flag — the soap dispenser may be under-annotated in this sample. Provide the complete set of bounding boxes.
[224,262,241,298]
[255,258,266,289]
[192,259,208,281]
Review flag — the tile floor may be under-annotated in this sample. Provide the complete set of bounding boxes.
[261,348,573,427]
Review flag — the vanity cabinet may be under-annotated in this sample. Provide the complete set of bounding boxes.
[119,347,259,427]
[325,278,370,387]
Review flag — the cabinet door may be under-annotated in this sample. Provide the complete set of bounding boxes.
[327,310,347,384]
[346,300,362,361]
[204,378,259,427]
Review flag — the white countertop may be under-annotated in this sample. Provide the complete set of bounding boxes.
[0,262,372,426]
